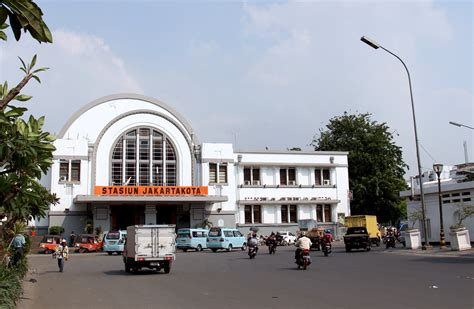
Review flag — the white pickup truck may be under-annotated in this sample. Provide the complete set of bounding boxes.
[123,225,176,274]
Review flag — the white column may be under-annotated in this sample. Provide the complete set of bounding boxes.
[276,205,282,223]
[145,205,157,225]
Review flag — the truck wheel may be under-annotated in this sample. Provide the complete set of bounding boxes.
[164,263,171,274]
[108,252,112,255]
[182,249,188,252]
[366,246,371,251]
[345,246,351,252]
[211,248,217,253]
[132,267,139,274]
[125,263,130,273]
[196,245,202,252]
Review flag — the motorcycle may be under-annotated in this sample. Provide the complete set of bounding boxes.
[385,234,396,249]
[322,242,332,257]
[266,239,277,254]
[296,249,311,270]
[248,245,258,259]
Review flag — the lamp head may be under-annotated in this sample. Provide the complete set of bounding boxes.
[449,121,462,127]
[361,36,380,49]
[433,163,443,175]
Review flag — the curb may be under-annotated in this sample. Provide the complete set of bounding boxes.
[376,248,474,258]
[16,268,38,309]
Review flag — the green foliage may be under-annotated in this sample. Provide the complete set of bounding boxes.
[49,226,64,235]
[84,221,93,234]
[408,207,423,229]
[196,219,213,229]
[0,0,52,43]
[312,112,408,223]
[95,226,103,236]
[0,56,58,228]
[451,203,474,229]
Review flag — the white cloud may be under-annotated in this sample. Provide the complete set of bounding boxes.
[235,0,471,174]
[0,29,143,134]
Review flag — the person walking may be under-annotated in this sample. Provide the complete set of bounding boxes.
[12,233,26,266]
[69,231,76,247]
[53,239,69,272]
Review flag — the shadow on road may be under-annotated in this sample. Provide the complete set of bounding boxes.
[103,270,168,276]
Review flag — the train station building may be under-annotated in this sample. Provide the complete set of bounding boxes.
[38,94,351,236]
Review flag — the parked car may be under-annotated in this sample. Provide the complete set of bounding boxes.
[176,228,208,252]
[103,230,127,255]
[39,235,61,254]
[277,231,297,245]
[206,227,247,252]
[74,234,103,253]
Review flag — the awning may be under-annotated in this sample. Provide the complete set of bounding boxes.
[74,195,228,205]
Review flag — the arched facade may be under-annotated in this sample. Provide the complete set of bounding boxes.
[44,93,350,240]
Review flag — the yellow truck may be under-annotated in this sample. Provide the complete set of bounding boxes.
[345,215,381,246]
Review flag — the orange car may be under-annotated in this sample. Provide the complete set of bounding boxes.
[74,234,103,253]
[39,235,61,254]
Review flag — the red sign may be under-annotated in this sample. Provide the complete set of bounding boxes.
[94,186,208,196]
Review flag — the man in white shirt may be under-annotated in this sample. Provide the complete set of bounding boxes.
[294,232,312,260]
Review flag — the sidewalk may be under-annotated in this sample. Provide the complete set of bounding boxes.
[378,246,474,258]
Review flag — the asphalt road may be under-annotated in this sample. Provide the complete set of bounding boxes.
[20,244,474,309]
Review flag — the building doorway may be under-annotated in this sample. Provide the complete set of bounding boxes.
[156,205,176,225]
[110,206,145,230]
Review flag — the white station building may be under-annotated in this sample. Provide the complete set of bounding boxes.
[38,94,351,236]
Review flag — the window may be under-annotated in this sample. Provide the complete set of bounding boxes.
[316,205,323,222]
[224,231,234,237]
[243,167,260,185]
[281,205,297,223]
[209,163,217,183]
[233,231,243,237]
[244,205,262,224]
[110,127,177,186]
[58,159,81,182]
[315,168,331,186]
[280,168,296,185]
[324,205,332,222]
[209,162,227,184]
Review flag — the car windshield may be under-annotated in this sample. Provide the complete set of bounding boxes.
[106,232,120,240]
[208,228,221,237]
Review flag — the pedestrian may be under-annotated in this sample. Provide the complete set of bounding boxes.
[69,231,76,247]
[12,232,26,266]
[53,239,69,272]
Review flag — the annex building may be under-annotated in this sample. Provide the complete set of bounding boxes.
[37,94,351,237]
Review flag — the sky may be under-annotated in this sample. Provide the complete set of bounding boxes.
[0,0,472,179]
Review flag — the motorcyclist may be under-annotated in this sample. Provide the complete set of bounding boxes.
[294,232,312,261]
[322,229,333,244]
[266,232,277,252]
[248,232,259,254]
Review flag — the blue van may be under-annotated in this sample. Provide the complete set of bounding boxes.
[103,230,127,255]
[176,228,208,252]
[206,227,247,252]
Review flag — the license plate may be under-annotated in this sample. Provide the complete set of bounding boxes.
[150,262,160,266]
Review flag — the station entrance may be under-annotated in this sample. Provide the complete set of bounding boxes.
[109,204,191,230]
[110,206,145,231]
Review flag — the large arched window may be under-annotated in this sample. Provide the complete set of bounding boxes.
[110,127,177,186]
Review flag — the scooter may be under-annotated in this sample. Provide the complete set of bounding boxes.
[322,242,332,257]
[296,249,311,270]
[267,240,277,254]
[248,245,258,259]
[385,235,396,249]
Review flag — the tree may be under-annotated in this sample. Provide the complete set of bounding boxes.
[0,0,57,234]
[0,0,52,43]
[312,112,408,224]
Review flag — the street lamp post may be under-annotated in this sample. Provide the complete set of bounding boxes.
[361,35,432,249]
[449,121,474,130]
[433,163,446,249]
